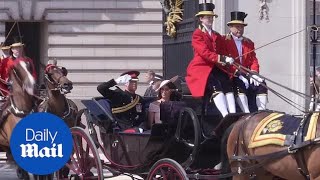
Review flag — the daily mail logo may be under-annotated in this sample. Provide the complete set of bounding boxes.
[10,113,72,175]
[20,129,63,158]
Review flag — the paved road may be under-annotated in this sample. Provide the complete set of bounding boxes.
[0,153,141,180]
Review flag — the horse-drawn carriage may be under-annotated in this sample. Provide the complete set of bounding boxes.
[52,73,320,180]
[2,59,319,180]
[45,74,263,180]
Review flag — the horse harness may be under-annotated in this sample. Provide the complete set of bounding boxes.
[230,112,320,179]
[39,97,76,121]
[1,65,37,121]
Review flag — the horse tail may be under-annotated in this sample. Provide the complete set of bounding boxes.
[220,122,235,179]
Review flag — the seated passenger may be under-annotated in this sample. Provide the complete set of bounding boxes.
[97,71,145,131]
[148,76,180,129]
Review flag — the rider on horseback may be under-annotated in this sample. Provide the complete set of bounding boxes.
[0,38,37,96]
[0,43,10,99]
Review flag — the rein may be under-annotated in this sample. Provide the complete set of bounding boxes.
[233,63,308,113]
[228,27,312,113]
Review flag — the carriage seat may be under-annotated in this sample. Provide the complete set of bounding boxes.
[81,97,115,124]
[82,97,149,134]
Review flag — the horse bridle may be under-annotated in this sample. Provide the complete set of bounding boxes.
[45,65,70,94]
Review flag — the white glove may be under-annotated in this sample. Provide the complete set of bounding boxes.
[250,75,263,86]
[115,74,131,84]
[225,56,234,65]
[239,75,249,89]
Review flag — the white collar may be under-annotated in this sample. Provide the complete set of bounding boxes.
[231,33,243,41]
[202,24,212,33]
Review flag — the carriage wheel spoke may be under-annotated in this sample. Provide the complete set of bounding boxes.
[83,142,91,174]
[73,134,85,174]
[66,161,78,175]
[160,168,168,180]
[69,152,80,174]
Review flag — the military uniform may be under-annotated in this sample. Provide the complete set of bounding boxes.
[97,73,144,130]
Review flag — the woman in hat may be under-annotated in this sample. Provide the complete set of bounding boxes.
[185,1,236,118]
[147,76,180,128]
[223,11,267,112]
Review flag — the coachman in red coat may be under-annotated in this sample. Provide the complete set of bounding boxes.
[186,2,236,118]
[223,11,268,112]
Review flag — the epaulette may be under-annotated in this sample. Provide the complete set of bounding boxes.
[243,36,252,43]
[225,33,232,40]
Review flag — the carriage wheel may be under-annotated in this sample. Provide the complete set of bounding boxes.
[56,127,103,180]
[147,158,188,180]
[175,107,200,167]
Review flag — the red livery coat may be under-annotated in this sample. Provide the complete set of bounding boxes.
[186,28,233,98]
[0,56,37,96]
[222,34,260,74]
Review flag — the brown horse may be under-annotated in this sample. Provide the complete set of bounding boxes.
[38,64,78,128]
[0,60,36,147]
[224,111,320,180]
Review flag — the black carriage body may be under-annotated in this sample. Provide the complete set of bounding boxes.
[99,127,192,170]
[81,98,196,172]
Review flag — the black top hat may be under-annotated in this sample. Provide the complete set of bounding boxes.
[195,2,218,17]
[227,11,248,26]
[120,70,140,81]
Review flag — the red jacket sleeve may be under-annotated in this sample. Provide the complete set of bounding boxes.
[192,30,219,63]
[246,41,259,72]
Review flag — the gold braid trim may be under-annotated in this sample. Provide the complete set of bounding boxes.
[164,0,184,38]
[112,96,140,114]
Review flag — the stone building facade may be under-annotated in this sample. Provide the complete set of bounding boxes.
[0,0,163,98]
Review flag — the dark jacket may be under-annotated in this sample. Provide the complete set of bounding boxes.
[144,85,157,97]
[97,79,145,129]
